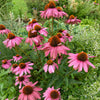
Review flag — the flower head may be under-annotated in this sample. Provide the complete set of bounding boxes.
[13,54,22,62]
[0,24,11,35]
[41,35,70,59]
[18,81,42,100]
[2,59,13,69]
[26,19,40,31]
[5,97,15,100]
[3,33,24,49]
[43,86,61,100]
[40,1,59,19]
[15,75,31,89]
[58,29,68,35]
[33,24,48,36]
[11,64,18,73]
[65,15,81,24]
[58,56,63,64]
[56,33,65,43]
[14,62,34,76]
[56,6,68,18]
[64,33,73,42]
[43,60,58,73]
[33,43,42,51]
[68,52,96,72]
[25,30,43,45]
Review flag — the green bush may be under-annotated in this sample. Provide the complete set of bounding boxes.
[63,0,100,20]
[0,0,12,20]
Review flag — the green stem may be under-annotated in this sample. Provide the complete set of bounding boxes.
[65,69,75,77]
[52,17,54,36]
[16,46,34,63]
[49,19,51,34]
[34,43,42,66]
[70,24,73,34]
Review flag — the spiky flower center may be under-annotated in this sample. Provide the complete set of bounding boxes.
[23,85,33,95]
[18,76,25,82]
[48,37,52,42]
[77,52,88,61]
[34,25,41,31]
[19,63,26,69]
[2,59,7,64]
[48,1,56,8]
[44,4,49,10]
[47,60,53,65]
[13,64,18,68]
[28,21,32,25]
[58,29,64,33]
[31,19,37,23]
[69,15,75,19]
[28,19,37,25]
[28,30,37,38]
[50,36,61,47]
[7,33,15,39]
[0,24,6,30]
[36,44,40,47]
[57,33,62,38]
[58,56,61,59]
[57,7,62,11]
[16,54,20,57]
[66,33,70,37]
[50,90,59,99]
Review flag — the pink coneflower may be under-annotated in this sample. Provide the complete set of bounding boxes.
[65,15,81,24]
[25,30,43,46]
[58,56,63,64]
[43,86,61,100]
[18,81,42,100]
[33,43,42,50]
[58,29,68,35]
[2,59,13,69]
[94,1,99,5]
[63,5,66,8]
[56,7,68,18]
[0,24,11,35]
[14,62,34,76]
[43,60,58,73]
[33,24,48,36]
[40,1,59,19]
[13,54,22,62]
[41,35,70,59]
[26,19,40,32]
[5,98,9,100]
[11,64,18,73]
[68,51,96,72]
[5,97,15,100]
[3,33,24,49]
[15,75,31,89]
[56,33,65,43]
[64,33,73,42]
[49,0,58,1]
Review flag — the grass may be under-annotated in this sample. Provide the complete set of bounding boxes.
[12,0,28,18]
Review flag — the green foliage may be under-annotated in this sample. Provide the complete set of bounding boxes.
[0,18,100,99]
[12,0,28,18]
[25,0,47,19]
[0,1,100,99]
[0,0,12,20]
[59,0,100,19]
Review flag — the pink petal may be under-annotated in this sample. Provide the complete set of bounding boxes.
[83,62,88,72]
[86,61,95,68]
[78,62,83,72]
